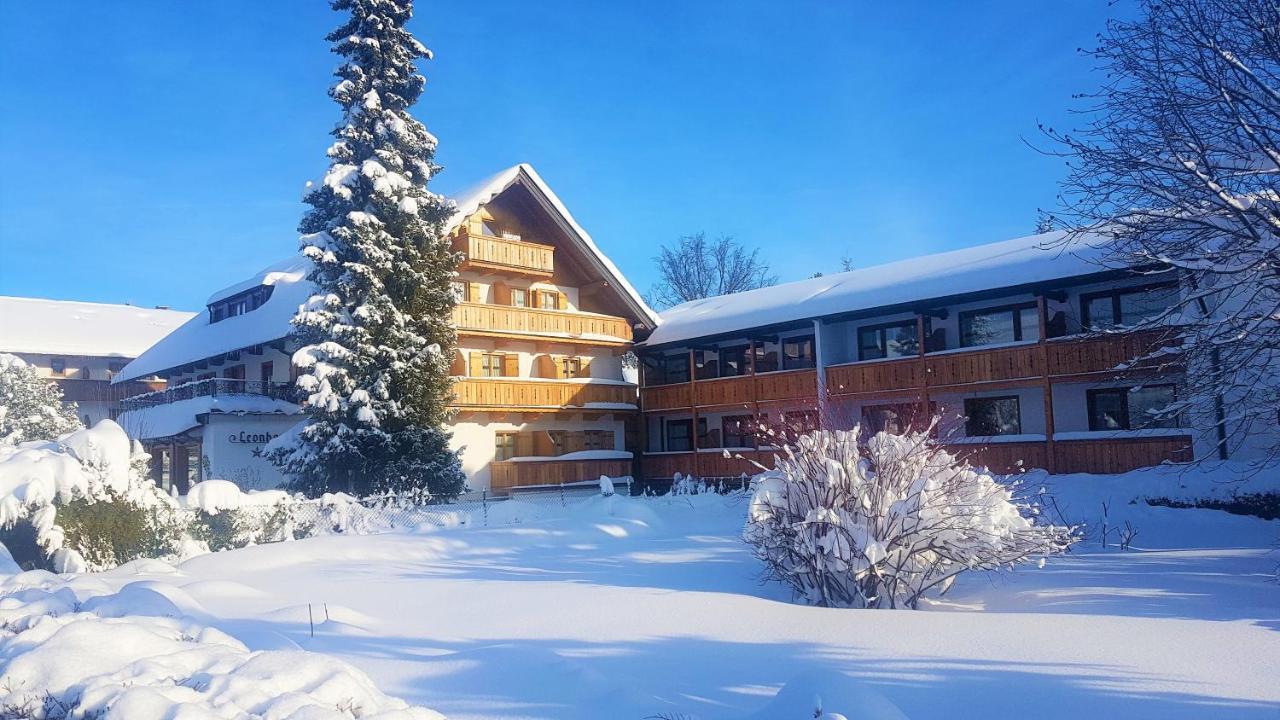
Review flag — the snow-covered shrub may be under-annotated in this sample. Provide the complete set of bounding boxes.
[0,420,181,572]
[0,353,81,445]
[184,480,310,551]
[744,428,1076,609]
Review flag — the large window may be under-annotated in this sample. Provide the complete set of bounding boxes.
[720,346,749,377]
[208,285,275,324]
[1087,385,1178,431]
[752,345,780,374]
[862,402,934,435]
[964,396,1022,436]
[782,335,816,370]
[1082,283,1178,330]
[959,303,1039,347]
[663,354,690,384]
[664,419,705,452]
[722,415,756,448]
[495,432,517,461]
[858,321,918,361]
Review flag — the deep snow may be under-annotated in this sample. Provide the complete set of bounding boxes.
[6,465,1276,720]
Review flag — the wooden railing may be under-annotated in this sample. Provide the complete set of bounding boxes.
[640,383,693,411]
[452,378,636,411]
[455,232,554,275]
[1046,329,1179,377]
[826,357,922,397]
[926,343,1044,388]
[490,458,633,493]
[452,302,632,342]
[639,369,817,411]
[60,379,165,403]
[641,436,1192,478]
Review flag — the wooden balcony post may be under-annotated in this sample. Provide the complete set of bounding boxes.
[915,314,930,431]
[688,348,700,478]
[812,319,827,430]
[1037,295,1057,473]
[749,339,762,448]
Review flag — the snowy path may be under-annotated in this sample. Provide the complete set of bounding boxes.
[90,494,1280,720]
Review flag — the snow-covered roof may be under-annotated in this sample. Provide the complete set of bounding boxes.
[644,230,1123,348]
[114,257,313,382]
[0,297,195,359]
[115,164,656,382]
[116,394,302,440]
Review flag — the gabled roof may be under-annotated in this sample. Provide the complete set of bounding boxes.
[115,164,657,382]
[0,296,195,359]
[643,230,1123,349]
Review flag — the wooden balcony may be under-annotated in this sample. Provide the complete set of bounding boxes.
[455,232,554,277]
[641,449,773,480]
[1046,329,1180,378]
[640,383,693,411]
[640,369,817,412]
[60,378,166,403]
[452,302,632,343]
[827,357,923,397]
[451,378,636,412]
[490,458,633,493]
[1054,434,1192,474]
[926,343,1044,388]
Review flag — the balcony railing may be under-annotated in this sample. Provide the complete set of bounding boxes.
[56,378,166,403]
[454,232,555,276]
[452,302,632,342]
[452,378,637,411]
[122,378,295,411]
[489,458,634,493]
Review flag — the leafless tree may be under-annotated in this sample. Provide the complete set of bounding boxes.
[648,232,777,309]
[1043,0,1279,463]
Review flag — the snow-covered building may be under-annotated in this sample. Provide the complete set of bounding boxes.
[636,231,1275,480]
[0,297,195,426]
[114,164,658,493]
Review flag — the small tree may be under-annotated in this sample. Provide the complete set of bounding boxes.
[648,232,777,309]
[744,427,1075,609]
[0,353,82,445]
[1044,0,1279,462]
[268,0,465,498]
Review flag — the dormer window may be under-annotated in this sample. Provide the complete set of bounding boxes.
[209,285,274,324]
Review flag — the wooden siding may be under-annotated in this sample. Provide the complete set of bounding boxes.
[926,344,1044,388]
[1055,435,1193,474]
[490,458,633,493]
[452,302,632,342]
[455,232,555,275]
[1046,329,1177,377]
[452,378,636,410]
[58,379,165,403]
[640,383,693,411]
[755,369,818,402]
[827,358,923,396]
[695,375,756,407]
[943,441,1051,475]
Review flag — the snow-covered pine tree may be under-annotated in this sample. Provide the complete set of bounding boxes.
[268,0,465,498]
[0,354,82,445]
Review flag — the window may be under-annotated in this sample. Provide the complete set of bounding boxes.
[480,352,503,377]
[584,430,612,451]
[720,346,749,377]
[694,350,719,380]
[1082,283,1178,330]
[752,345,779,374]
[1087,385,1178,431]
[959,304,1039,347]
[208,286,275,324]
[723,415,756,448]
[260,362,274,384]
[495,432,517,461]
[663,354,690,384]
[857,321,919,361]
[50,357,66,376]
[664,419,705,452]
[697,418,718,448]
[559,356,583,378]
[782,335,816,370]
[783,410,818,435]
[547,430,568,456]
[223,364,245,380]
[511,288,528,307]
[964,396,1022,436]
[862,403,913,435]
[539,290,559,310]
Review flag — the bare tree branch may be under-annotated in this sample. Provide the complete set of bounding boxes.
[648,232,778,309]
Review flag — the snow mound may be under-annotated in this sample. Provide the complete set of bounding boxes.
[185,479,291,515]
[0,574,444,719]
[747,670,909,720]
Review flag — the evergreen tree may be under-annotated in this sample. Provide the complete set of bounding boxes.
[0,354,83,445]
[268,0,465,498]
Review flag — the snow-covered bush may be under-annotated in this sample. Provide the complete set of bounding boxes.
[0,420,182,571]
[0,353,81,445]
[744,428,1076,609]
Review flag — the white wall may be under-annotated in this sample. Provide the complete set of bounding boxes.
[202,414,302,490]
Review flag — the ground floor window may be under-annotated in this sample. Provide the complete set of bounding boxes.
[495,432,517,461]
[862,402,935,435]
[722,415,756,448]
[584,430,613,451]
[964,396,1022,436]
[1087,385,1178,431]
[665,419,703,452]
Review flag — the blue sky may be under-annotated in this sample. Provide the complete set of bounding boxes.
[0,1,1119,311]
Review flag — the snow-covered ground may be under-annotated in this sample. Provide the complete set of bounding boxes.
[4,464,1277,719]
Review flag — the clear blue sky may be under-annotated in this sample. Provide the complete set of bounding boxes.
[0,1,1120,311]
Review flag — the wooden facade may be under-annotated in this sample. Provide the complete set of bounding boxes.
[452,302,632,344]
[452,378,636,412]
[454,232,556,277]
